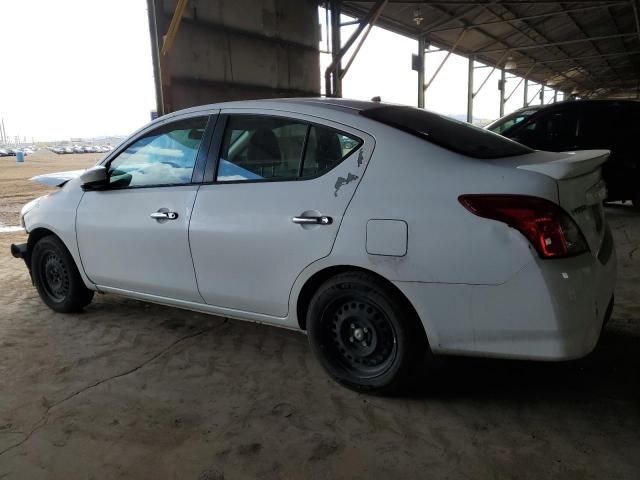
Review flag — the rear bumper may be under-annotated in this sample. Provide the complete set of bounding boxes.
[395,243,617,361]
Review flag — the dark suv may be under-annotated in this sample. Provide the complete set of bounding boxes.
[487,100,640,207]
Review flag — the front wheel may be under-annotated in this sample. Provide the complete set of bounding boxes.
[307,272,427,394]
[31,235,94,313]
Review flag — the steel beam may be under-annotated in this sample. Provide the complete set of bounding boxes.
[429,2,627,34]
[161,0,189,56]
[340,1,387,80]
[477,33,636,54]
[515,50,640,68]
[424,29,466,93]
[504,63,534,103]
[325,0,388,97]
[472,51,509,98]
[343,1,623,4]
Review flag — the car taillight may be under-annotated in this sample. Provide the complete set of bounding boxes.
[458,194,589,259]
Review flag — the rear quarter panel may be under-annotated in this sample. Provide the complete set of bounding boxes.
[327,125,559,285]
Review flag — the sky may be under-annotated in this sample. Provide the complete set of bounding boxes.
[0,0,156,142]
[0,2,560,142]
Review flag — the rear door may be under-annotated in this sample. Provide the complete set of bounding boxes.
[189,110,374,317]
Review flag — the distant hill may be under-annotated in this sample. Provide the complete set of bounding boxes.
[446,113,495,127]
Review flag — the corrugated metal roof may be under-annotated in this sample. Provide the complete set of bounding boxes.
[339,1,640,98]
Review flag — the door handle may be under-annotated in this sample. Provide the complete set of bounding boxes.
[292,215,332,225]
[150,211,179,220]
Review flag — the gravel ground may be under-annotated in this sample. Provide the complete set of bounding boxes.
[0,154,638,479]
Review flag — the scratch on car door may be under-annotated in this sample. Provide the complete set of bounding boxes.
[334,173,359,197]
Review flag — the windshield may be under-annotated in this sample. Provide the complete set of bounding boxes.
[361,106,533,159]
[486,108,540,136]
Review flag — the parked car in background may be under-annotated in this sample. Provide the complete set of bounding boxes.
[11,99,615,393]
[0,148,9,156]
[487,100,640,207]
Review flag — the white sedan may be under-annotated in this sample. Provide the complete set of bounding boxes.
[11,99,616,393]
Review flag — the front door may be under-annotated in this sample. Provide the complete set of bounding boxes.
[76,115,212,302]
[189,110,373,317]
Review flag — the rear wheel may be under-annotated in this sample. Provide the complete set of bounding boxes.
[31,235,94,313]
[307,272,427,394]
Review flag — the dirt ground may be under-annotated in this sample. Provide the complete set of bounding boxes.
[0,153,638,479]
[0,151,101,226]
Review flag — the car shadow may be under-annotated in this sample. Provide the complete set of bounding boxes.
[409,320,639,405]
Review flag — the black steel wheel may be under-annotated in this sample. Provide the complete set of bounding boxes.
[40,251,70,302]
[325,296,398,378]
[31,235,94,313]
[307,271,427,394]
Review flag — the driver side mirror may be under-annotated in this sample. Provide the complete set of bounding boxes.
[80,165,108,191]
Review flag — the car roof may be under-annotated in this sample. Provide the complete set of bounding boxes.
[163,97,387,120]
[511,98,640,115]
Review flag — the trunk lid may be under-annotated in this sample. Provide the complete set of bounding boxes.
[493,149,610,255]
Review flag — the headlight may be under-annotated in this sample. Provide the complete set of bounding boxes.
[20,197,43,228]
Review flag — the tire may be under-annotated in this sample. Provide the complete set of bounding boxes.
[307,271,427,394]
[31,235,94,313]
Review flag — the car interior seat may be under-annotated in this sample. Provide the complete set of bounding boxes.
[247,129,283,178]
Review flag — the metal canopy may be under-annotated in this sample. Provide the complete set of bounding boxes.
[336,0,640,98]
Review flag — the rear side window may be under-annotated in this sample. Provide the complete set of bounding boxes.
[217,115,362,182]
[302,126,360,177]
[361,106,532,159]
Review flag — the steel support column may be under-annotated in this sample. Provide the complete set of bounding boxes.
[523,78,528,107]
[467,56,474,123]
[418,36,426,108]
[540,85,545,105]
[499,68,506,117]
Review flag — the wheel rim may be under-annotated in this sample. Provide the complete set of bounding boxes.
[322,295,397,379]
[41,252,69,302]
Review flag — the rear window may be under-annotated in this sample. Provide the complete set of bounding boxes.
[361,106,533,159]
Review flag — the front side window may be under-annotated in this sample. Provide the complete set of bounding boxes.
[488,108,539,135]
[216,115,362,182]
[510,110,579,150]
[108,116,208,188]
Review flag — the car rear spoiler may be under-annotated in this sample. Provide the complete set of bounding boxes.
[515,149,610,180]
